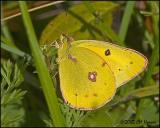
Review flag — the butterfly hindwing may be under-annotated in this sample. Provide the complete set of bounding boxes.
[58,43,116,110]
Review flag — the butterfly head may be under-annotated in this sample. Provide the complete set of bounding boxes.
[60,34,74,46]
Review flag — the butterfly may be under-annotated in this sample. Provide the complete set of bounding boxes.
[55,35,148,110]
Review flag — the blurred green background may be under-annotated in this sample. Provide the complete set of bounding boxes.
[1,1,159,127]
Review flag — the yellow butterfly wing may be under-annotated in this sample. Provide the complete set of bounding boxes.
[58,42,116,110]
[72,40,148,88]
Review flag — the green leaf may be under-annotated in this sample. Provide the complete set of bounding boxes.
[124,85,159,99]
[108,85,159,108]
[73,12,113,40]
[81,105,134,127]
[136,99,159,126]
[83,1,121,43]
[40,1,118,45]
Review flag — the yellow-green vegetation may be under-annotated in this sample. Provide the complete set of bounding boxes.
[1,1,159,127]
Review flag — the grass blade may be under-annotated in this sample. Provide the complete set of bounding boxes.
[18,1,65,127]
[1,42,25,57]
[136,1,159,121]
[109,85,159,107]
[142,2,159,86]
[118,1,136,45]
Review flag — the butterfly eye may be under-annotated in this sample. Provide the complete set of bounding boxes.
[105,49,111,56]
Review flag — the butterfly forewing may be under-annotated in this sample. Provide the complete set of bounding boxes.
[73,40,148,87]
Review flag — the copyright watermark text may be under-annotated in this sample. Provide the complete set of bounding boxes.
[120,119,156,125]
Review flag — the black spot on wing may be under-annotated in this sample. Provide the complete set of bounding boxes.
[105,49,111,56]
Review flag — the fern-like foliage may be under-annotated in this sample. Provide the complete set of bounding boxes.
[1,60,27,127]
[59,99,85,127]
[41,98,86,127]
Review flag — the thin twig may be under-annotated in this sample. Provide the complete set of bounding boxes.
[1,1,64,22]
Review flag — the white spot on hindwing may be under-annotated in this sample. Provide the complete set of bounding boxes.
[88,71,97,82]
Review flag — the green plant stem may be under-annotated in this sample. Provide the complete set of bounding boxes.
[118,1,135,45]
[1,8,18,59]
[1,36,29,58]
[1,21,14,46]
[143,40,159,86]
[136,1,159,120]
[1,42,25,57]
[108,85,159,108]
[1,22,15,45]
[1,35,32,63]
[1,35,17,48]
[142,2,159,86]
[19,1,65,127]
[1,6,16,47]
[1,36,40,91]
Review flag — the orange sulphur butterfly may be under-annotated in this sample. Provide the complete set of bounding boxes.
[57,36,148,110]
